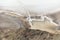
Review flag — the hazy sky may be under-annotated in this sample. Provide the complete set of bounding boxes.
[0,0,60,14]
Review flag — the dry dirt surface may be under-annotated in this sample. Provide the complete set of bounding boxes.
[0,28,60,40]
[0,17,60,40]
[0,10,60,40]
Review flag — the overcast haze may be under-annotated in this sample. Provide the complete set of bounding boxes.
[0,0,60,15]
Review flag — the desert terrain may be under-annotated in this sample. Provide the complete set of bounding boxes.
[0,10,60,40]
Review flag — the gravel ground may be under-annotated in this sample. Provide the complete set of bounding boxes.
[0,9,60,40]
[0,28,60,40]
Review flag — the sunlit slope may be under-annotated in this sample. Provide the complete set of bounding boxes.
[30,20,59,34]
